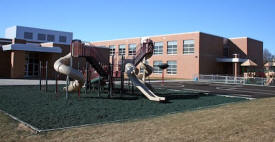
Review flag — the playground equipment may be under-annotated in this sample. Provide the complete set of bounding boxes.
[39,61,48,92]
[158,63,169,86]
[125,39,166,102]
[265,72,275,86]
[54,40,110,98]
[54,53,85,92]
[53,39,165,102]
[264,61,275,86]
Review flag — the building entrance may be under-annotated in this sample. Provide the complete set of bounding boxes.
[24,52,39,77]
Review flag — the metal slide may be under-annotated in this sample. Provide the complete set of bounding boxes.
[54,53,85,92]
[125,63,165,102]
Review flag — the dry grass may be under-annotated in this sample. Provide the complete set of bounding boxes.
[1,97,275,142]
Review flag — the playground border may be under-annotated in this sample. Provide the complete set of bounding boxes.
[0,95,250,133]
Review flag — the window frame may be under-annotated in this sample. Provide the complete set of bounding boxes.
[24,32,33,40]
[153,42,163,55]
[109,45,116,56]
[37,33,46,41]
[167,41,177,55]
[119,44,126,56]
[183,40,195,54]
[167,61,177,75]
[153,61,163,74]
[47,34,55,42]
[128,44,136,56]
[59,36,67,43]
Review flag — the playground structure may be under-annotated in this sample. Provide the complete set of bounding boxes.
[264,61,275,85]
[53,39,166,102]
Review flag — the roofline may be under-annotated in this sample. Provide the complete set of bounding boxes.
[91,31,201,43]
[229,37,263,43]
[2,43,62,53]
[7,25,73,34]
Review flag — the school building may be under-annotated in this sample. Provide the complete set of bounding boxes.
[0,26,72,79]
[92,32,263,79]
[0,26,263,79]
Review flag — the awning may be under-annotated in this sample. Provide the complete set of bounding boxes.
[2,43,62,53]
[216,57,247,63]
[264,62,275,67]
[241,59,257,66]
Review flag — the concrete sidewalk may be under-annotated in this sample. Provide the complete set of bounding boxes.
[0,79,66,86]
[0,79,193,86]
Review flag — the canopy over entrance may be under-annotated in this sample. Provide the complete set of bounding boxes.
[241,59,257,67]
[2,43,62,53]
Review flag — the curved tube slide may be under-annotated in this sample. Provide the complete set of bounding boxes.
[125,63,165,102]
[54,53,85,92]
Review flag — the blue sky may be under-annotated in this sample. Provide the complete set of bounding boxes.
[0,0,274,54]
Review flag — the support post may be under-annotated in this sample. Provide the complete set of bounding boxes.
[39,61,42,91]
[85,62,88,95]
[55,72,58,94]
[98,76,101,97]
[120,55,124,96]
[131,80,134,95]
[162,71,164,86]
[66,75,69,100]
[108,63,112,98]
[45,61,48,92]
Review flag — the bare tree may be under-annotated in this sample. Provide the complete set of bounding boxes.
[263,48,273,63]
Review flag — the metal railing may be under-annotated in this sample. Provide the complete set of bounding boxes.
[198,74,274,86]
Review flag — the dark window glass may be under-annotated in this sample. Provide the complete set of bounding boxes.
[47,34,55,42]
[24,32,33,39]
[59,36,67,42]
[37,33,46,40]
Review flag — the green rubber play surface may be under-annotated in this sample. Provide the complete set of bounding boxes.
[0,85,246,130]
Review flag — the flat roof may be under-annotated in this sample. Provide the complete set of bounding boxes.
[229,37,263,43]
[2,43,62,53]
[91,31,201,43]
[91,31,260,43]
[216,57,247,63]
[0,38,12,43]
[7,25,73,34]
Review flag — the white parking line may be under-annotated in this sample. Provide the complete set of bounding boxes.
[216,87,275,96]
[218,95,255,100]
[233,94,252,97]
[183,88,210,93]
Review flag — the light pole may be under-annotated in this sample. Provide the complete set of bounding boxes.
[158,63,169,86]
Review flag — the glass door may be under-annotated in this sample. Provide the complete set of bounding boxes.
[24,52,39,77]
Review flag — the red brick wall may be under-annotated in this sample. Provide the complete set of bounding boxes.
[199,33,224,74]
[92,33,201,79]
[247,38,263,67]
[10,51,25,78]
[0,49,11,78]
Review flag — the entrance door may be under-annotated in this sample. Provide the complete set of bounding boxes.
[24,52,39,77]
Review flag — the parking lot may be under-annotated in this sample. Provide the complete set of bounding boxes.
[151,81,275,99]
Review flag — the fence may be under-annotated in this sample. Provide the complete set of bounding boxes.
[198,74,274,86]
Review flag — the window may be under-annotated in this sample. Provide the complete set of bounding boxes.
[59,36,67,42]
[47,34,55,42]
[167,41,177,55]
[37,33,46,41]
[109,45,115,56]
[154,42,163,55]
[24,32,33,39]
[24,53,39,77]
[119,44,126,55]
[223,46,229,57]
[167,61,177,74]
[128,44,136,55]
[153,61,163,74]
[183,40,195,54]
